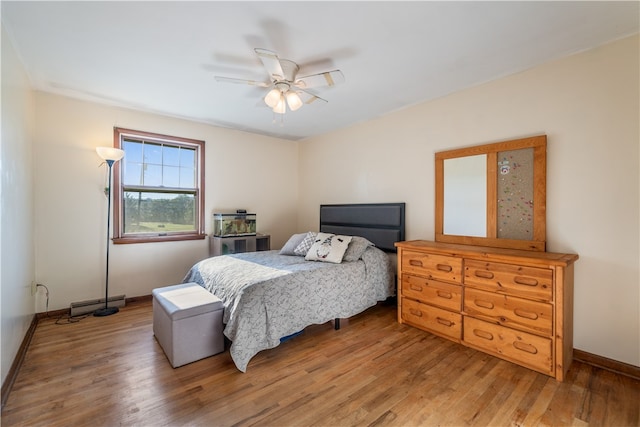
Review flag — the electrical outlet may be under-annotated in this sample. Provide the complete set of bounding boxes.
[31,281,37,296]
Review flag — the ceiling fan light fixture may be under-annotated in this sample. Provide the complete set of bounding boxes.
[273,94,286,114]
[286,91,303,111]
[264,88,281,108]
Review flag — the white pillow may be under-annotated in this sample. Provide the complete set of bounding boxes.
[293,232,317,256]
[305,233,352,263]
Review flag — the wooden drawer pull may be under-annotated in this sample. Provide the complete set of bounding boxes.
[472,329,494,340]
[473,299,494,309]
[409,259,423,267]
[409,284,423,292]
[513,341,538,354]
[514,308,539,320]
[436,317,453,327]
[436,290,452,299]
[514,276,539,287]
[437,264,453,273]
[409,309,422,317]
[474,270,494,279]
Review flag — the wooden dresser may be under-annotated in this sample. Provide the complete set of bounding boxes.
[396,240,578,381]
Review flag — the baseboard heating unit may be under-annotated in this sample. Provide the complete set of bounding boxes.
[70,295,126,316]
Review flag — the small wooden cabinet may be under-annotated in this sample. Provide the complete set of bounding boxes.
[396,240,578,381]
[209,234,270,257]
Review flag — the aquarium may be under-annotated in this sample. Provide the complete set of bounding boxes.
[213,212,256,237]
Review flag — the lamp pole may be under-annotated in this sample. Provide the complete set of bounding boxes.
[94,147,124,317]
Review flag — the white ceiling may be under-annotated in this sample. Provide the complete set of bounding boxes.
[2,1,638,141]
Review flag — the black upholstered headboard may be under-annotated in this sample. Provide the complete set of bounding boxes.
[319,203,405,252]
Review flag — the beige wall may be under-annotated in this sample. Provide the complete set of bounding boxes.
[299,35,640,367]
[32,93,299,313]
[1,27,36,385]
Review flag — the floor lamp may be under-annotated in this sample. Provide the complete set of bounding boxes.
[95,147,125,317]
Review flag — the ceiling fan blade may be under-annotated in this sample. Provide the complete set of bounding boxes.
[214,76,270,87]
[255,48,285,81]
[297,89,328,105]
[295,70,345,89]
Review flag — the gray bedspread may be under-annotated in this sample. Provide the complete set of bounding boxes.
[182,247,394,372]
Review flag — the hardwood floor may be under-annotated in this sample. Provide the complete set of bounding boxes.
[2,299,639,426]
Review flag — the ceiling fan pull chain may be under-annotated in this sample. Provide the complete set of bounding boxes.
[272,111,285,127]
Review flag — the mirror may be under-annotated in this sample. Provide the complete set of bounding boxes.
[435,135,547,251]
[443,154,486,237]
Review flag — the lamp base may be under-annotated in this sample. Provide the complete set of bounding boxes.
[93,306,119,317]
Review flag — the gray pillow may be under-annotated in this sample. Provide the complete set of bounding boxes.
[279,233,308,255]
[343,236,374,262]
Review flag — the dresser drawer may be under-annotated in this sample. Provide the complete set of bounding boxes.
[402,250,462,284]
[402,298,462,341]
[463,316,552,375]
[402,274,461,312]
[464,259,553,301]
[464,287,552,336]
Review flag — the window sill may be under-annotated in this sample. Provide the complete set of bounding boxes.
[113,234,206,244]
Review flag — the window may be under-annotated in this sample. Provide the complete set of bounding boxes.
[112,127,205,243]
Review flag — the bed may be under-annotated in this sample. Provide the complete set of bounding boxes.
[182,203,405,372]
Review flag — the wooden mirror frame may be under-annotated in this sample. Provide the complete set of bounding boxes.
[435,135,547,251]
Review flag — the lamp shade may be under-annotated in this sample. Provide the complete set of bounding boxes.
[286,91,303,111]
[96,147,125,162]
[264,88,281,108]
[273,94,286,114]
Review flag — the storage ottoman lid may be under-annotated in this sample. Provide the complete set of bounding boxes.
[153,283,223,320]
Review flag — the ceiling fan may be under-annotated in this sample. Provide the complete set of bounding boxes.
[215,48,345,114]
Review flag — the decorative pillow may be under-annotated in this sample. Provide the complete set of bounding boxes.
[293,232,317,256]
[305,233,353,263]
[279,233,308,256]
[343,236,375,262]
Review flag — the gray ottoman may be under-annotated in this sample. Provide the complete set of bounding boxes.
[152,282,224,368]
